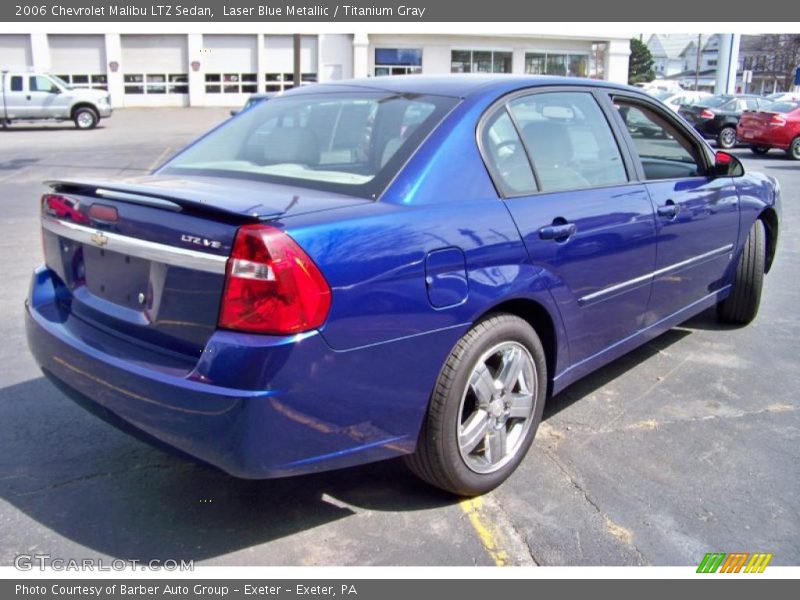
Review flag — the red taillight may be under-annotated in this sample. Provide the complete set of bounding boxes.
[769,114,787,127]
[218,224,331,335]
[699,109,715,119]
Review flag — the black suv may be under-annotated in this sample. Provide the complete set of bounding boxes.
[679,94,773,149]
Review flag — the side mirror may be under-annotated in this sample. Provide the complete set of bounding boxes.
[712,151,744,178]
[230,109,239,117]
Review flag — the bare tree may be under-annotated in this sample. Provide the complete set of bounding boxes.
[761,34,800,91]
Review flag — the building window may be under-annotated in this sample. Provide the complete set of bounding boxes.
[263,73,317,93]
[525,52,589,77]
[205,73,258,94]
[707,59,717,67]
[451,49,512,73]
[55,74,108,90]
[124,73,188,95]
[374,48,423,76]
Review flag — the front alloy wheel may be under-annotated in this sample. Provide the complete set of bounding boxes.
[405,314,547,496]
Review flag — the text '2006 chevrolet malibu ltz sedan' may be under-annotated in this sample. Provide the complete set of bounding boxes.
[25,75,780,496]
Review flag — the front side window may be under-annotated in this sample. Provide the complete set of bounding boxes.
[161,92,457,199]
[29,76,58,93]
[613,99,704,180]
[508,92,627,192]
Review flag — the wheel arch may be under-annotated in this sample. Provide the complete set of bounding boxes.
[758,207,779,273]
[474,297,563,398]
[70,102,99,120]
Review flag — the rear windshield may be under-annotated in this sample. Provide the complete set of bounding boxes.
[651,90,673,100]
[771,102,799,113]
[699,95,732,108]
[160,91,458,199]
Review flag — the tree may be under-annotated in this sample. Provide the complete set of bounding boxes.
[760,34,800,91]
[628,38,655,85]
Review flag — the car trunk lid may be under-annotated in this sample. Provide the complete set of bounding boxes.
[41,175,369,358]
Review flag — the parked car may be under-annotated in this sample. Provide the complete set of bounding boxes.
[1,70,112,129]
[26,76,780,496]
[649,89,713,113]
[229,92,275,117]
[766,92,800,103]
[679,94,774,149]
[737,101,800,159]
[635,80,684,93]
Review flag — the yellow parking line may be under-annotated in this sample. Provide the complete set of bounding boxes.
[148,146,172,171]
[459,497,511,566]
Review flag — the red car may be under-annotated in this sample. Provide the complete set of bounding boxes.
[737,101,800,159]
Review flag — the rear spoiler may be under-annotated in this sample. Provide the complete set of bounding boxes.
[45,178,274,222]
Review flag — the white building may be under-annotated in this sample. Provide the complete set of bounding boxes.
[0,29,631,107]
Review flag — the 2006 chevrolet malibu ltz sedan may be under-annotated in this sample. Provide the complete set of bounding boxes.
[26,76,781,495]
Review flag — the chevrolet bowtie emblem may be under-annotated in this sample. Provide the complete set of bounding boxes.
[91,231,108,247]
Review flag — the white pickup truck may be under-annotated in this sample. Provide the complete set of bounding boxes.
[1,70,112,129]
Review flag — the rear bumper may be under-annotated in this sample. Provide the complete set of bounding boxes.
[736,128,791,150]
[26,266,455,478]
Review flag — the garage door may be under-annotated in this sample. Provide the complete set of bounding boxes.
[202,35,258,102]
[0,35,32,69]
[49,35,107,90]
[263,35,319,92]
[121,34,188,106]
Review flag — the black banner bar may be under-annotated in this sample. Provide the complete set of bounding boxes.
[3,579,800,600]
[2,0,800,22]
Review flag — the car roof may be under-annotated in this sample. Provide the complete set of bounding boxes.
[284,74,641,100]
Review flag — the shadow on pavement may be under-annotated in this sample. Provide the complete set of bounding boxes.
[0,377,453,563]
[544,325,693,419]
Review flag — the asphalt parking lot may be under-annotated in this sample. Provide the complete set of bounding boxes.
[0,108,798,567]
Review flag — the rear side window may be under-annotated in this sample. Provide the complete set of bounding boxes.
[508,92,628,192]
[10,76,22,92]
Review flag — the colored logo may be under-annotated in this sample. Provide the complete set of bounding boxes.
[697,552,773,573]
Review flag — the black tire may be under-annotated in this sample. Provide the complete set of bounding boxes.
[73,107,99,130]
[717,126,737,149]
[788,137,800,161]
[718,220,766,325]
[405,314,547,496]
[750,145,770,155]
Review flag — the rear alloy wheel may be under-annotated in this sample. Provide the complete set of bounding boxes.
[718,126,737,149]
[405,314,546,496]
[750,145,770,155]
[789,137,800,160]
[717,220,765,325]
[74,107,99,130]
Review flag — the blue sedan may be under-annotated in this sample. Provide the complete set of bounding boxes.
[26,75,780,495]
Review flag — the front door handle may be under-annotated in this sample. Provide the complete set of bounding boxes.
[657,201,680,219]
[26,95,31,101]
[539,222,577,241]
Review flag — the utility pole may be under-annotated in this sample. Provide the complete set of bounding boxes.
[293,33,301,89]
[694,33,702,91]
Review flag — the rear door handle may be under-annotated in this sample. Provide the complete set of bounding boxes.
[539,222,576,241]
[657,201,680,218]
